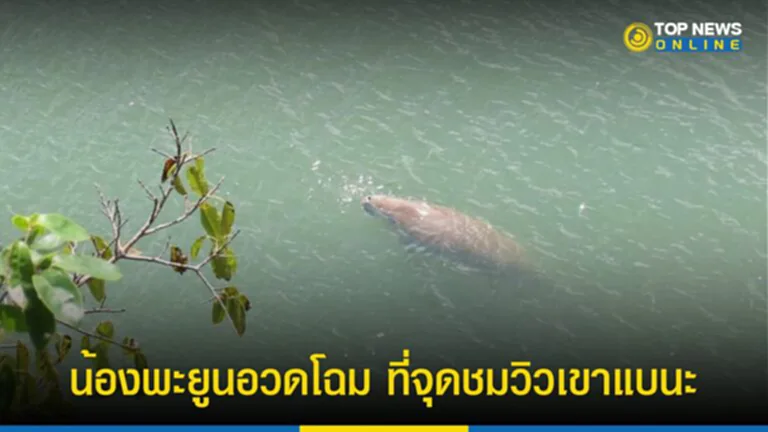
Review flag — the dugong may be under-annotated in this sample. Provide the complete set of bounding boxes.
[361,194,526,272]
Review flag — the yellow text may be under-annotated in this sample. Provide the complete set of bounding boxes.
[387,349,698,407]
[71,353,371,408]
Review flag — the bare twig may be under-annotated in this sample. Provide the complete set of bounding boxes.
[158,237,172,258]
[97,222,127,256]
[84,308,126,315]
[56,319,137,352]
[1,119,243,377]
[141,177,224,237]
[192,269,232,324]
[186,147,216,162]
[196,231,240,268]
[69,121,241,339]
[95,185,111,219]
[114,145,219,257]
[62,121,243,344]
[137,180,157,201]
[122,230,239,272]
[71,215,126,286]
[95,184,126,259]
[119,252,191,271]
[150,148,174,160]
[112,200,123,257]
[120,230,241,333]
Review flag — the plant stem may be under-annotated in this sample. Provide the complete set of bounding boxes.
[56,319,137,352]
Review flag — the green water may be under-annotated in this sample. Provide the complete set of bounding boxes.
[0,0,765,400]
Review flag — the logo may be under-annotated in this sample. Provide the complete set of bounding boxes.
[624,21,743,53]
[623,22,654,52]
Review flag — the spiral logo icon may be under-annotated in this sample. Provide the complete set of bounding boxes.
[623,22,654,52]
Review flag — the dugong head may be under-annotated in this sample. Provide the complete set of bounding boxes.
[362,194,393,219]
[361,194,419,225]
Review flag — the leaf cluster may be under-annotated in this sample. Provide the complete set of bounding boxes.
[0,120,250,420]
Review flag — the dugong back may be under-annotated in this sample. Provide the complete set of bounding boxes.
[404,203,525,271]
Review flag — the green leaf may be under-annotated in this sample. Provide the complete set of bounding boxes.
[4,286,27,310]
[52,254,122,281]
[60,241,75,255]
[16,340,29,372]
[225,295,246,336]
[238,293,252,312]
[30,233,67,253]
[228,249,238,277]
[24,297,56,351]
[36,349,60,389]
[87,278,106,302]
[222,286,239,297]
[25,225,46,246]
[134,351,148,370]
[0,358,15,415]
[190,236,206,259]
[32,269,85,326]
[220,201,235,236]
[93,342,110,369]
[162,160,177,183]
[0,305,27,332]
[193,157,206,190]
[199,202,222,240]
[96,321,114,339]
[17,367,36,407]
[29,249,55,270]
[212,301,225,324]
[211,247,237,281]
[34,214,90,243]
[8,242,54,351]
[211,255,229,281]
[55,334,72,364]
[9,241,35,286]
[90,236,112,260]
[172,176,188,196]
[11,215,29,232]
[185,162,209,197]
[80,335,90,351]
[0,246,8,276]
[121,337,137,356]
[195,157,205,176]
[37,254,54,271]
